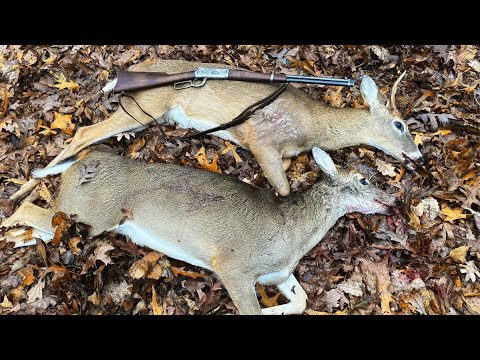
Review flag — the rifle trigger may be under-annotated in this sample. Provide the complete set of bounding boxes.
[173,78,207,90]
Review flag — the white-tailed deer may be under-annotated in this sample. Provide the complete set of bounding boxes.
[1,146,397,315]
[10,59,421,201]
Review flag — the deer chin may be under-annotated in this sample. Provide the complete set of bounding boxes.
[345,201,391,215]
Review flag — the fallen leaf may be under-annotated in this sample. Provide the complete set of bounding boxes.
[79,160,100,185]
[171,266,205,279]
[412,132,424,146]
[51,211,72,246]
[51,72,80,91]
[257,284,280,308]
[322,289,342,312]
[128,137,145,159]
[128,251,167,280]
[19,267,35,286]
[88,291,101,306]
[6,178,26,185]
[92,242,115,265]
[468,59,480,73]
[0,295,13,309]
[431,129,453,136]
[394,166,405,182]
[51,112,75,135]
[441,206,467,223]
[195,147,221,173]
[414,197,440,221]
[151,286,163,315]
[27,279,45,304]
[68,236,82,255]
[305,309,347,315]
[361,259,393,315]
[36,238,48,267]
[38,182,52,204]
[460,261,480,283]
[448,245,470,264]
[221,141,243,163]
[375,159,397,177]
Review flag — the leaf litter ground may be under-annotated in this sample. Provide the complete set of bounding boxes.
[0,45,479,315]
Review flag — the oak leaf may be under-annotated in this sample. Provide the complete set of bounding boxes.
[257,284,280,308]
[92,242,115,265]
[221,141,243,163]
[440,206,466,223]
[171,266,205,279]
[52,72,80,91]
[0,295,13,309]
[51,112,75,135]
[195,147,221,173]
[375,159,397,177]
[79,161,100,185]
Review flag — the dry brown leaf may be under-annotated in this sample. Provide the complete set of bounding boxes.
[79,160,100,185]
[151,286,163,315]
[171,266,205,279]
[195,147,221,173]
[51,112,75,135]
[88,291,101,306]
[257,284,280,308]
[19,267,35,286]
[36,238,48,266]
[128,137,145,159]
[51,211,72,246]
[52,73,80,91]
[68,236,82,255]
[38,182,52,204]
[92,242,115,265]
[221,141,243,163]
[449,245,470,264]
[412,132,424,146]
[305,309,347,315]
[128,251,165,280]
[375,159,397,177]
[6,178,27,185]
[441,206,467,223]
[0,295,13,309]
[394,166,405,182]
[27,279,45,304]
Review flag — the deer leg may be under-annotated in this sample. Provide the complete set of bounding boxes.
[219,274,262,315]
[10,104,165,202]
[261,274,308,315]
[1,201,55,247]
[252,147,291,196]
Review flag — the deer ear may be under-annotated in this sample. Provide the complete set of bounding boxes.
[360,75,384,114]
[312,147,337,178]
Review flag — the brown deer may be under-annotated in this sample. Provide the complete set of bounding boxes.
[10,59,421,201]
[2,146,397,315]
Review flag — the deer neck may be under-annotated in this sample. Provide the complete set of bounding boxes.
[280,183,346,266]
[304,106,373,151]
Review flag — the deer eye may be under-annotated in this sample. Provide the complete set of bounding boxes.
[394,121,404,132]
[360,178,369,186]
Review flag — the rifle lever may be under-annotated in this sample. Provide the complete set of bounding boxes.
[173,78,207,90]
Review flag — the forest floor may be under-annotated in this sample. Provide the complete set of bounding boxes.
[0,45,479,315]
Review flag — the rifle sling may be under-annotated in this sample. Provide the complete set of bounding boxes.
[178,83,288,140]
[117,83,287,142]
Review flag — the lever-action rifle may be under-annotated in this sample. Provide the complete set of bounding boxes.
[107,67,355,93]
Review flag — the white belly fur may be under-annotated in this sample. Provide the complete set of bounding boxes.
[166,106,242,146]
[115,221,211,270]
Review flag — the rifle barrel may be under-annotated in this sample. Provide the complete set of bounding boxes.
[286,75,355,87]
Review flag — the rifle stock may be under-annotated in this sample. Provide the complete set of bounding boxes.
[114,71,196,92]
